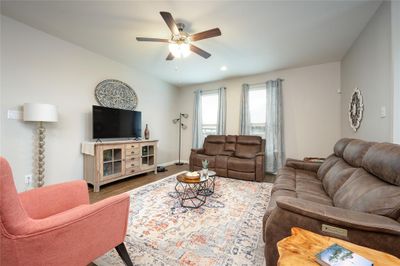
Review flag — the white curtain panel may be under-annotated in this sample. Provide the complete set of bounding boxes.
[217,87,227,135]
[265,79,285,173]
[239,83,250,135]
[192,89,203,148]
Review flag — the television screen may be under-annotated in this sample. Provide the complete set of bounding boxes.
[92,105,141,139]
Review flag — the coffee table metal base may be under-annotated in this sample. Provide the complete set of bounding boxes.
[175,181,208,208]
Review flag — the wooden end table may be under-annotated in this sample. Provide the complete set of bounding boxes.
[277,227,400,266]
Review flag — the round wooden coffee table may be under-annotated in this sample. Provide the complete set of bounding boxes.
[175,173,209,208]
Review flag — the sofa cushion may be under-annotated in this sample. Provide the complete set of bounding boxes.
[228,170,255,181]
[342,139,374,167]
[193,154,216,168]
[333,168,400,220]
[227,157,255,172]
[272,171,296,193]
[317,154,340,180]
[234,136,262,158]
[322,159,357,197]
[296,192,333,206]
[224,135,237,151]
[204,136,225,156]
[237,135,262,145]
[334,138,354,157]
[215,155,229,169]
[362,142,400,186]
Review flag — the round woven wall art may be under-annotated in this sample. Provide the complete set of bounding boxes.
[95,79,138,110]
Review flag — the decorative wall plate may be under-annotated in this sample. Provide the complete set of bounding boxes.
[95,79,138,110]
[348,87,364,132]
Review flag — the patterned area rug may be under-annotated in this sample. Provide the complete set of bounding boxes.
[94,173,272,266]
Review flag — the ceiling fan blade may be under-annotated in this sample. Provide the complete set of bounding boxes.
[190,28,221,42]
[136,37,170,43]
[160,11,179,35]
[166,52,174,61]
[190,45,211,59]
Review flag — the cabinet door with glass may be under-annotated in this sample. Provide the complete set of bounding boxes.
[99,144,125,181]
[140,143,156,170]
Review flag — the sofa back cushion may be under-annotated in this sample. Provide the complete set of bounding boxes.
[224,135,237,151]
[342,139,374,167]
[334,138,354,157]
[362,142,400,186]
[234,136,262,159]
[317,154,340,180]
[203,135,225,156]
[333,168,400,219]
[322,159,357,197]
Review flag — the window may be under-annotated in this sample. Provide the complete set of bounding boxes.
[248,85,266,138]
[201,91,219,137]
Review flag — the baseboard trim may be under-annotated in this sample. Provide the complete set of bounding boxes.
[158,160,189,167]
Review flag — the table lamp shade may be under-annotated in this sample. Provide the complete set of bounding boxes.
[23,103,58,122]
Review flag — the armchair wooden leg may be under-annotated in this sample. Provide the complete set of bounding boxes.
[115,243,133,266]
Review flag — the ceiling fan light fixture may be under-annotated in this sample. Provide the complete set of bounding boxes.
[169,43,191,58]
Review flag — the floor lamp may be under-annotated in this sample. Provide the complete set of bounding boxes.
[173,113,188,165]
[24,103,58,187]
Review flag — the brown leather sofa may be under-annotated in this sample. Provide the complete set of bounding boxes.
[263,138,400,266]
[189,135,265,182]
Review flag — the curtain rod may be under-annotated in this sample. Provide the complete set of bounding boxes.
[250,79,285,87]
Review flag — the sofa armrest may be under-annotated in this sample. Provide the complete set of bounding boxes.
[19,180,89,219]
[285,158,322,173]
[276,196,400,235]
[191,148,205,154]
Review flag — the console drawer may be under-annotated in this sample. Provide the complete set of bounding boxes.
[125,158,140,168]
[126,148,140,156]
[125,143,140,150]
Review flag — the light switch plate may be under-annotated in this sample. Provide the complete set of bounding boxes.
[7,110,22,120]
[380,106,386,118]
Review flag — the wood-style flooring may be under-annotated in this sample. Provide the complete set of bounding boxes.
[89,163,275,203]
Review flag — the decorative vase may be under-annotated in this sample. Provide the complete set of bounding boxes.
[144,124,150,139]
[202,168,209,177]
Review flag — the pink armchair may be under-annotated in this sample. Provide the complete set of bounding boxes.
[0,157,132,266]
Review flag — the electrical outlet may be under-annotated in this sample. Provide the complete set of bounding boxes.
[24,174,33,190]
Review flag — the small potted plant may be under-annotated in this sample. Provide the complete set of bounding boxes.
[202,159,209,176]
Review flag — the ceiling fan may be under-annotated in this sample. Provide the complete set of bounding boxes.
[136,11,221,60]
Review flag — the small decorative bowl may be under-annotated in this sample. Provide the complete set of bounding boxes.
[185,171,200,180]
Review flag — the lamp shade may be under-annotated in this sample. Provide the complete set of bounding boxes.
[23,103,58,122]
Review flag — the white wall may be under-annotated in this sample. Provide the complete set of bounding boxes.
[0,16,179,192]
[178,62,341,161]
[392,0,400,143]
[341,2,392,141]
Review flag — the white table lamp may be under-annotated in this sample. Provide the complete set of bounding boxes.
[23,103,58,187]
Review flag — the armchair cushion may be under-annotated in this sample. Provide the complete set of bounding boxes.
[19,180,89,219]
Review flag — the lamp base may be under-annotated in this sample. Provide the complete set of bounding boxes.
[175,162,185,166]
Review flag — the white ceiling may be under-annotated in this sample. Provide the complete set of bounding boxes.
[1,1,381,87]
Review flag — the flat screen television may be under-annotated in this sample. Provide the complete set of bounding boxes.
[92,105,142,139]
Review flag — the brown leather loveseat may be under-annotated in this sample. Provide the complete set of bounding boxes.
[263,138,400,266]
[189,135,265,182]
